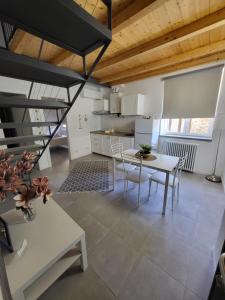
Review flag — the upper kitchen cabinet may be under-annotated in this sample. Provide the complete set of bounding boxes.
[92,99,109,115]
[121,94,145,116]
[110,93,121,114]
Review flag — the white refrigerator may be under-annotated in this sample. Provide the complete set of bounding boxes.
[135,119,160,149]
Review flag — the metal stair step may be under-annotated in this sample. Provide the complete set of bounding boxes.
[0,135,50,146]
[0,96,70,109]
[4,144,44,154]
[0,0,111,56]
[0,122,59,129]
[0,48,84,87]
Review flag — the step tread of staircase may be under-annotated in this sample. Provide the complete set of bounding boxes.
[0,122,59,129]
[4,144,44,154]
[0,135,50,145]
[0,48,84,87]
[0,0,111,56]
[0,96,70,109]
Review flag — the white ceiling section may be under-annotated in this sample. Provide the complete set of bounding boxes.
[162,65,224,119]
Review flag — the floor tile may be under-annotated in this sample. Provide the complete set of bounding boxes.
[39,264,116,300]
[79,215,109,252]
[150,211,196,242]
[90,232,139,295]
[143,231,189,285]
[54,192,78,209]
[112,219,147,251]
[64,201,91,222]
[119,255,184,300]
[183,288,203,300]
[186,248,215,299]
[91,203,123,229]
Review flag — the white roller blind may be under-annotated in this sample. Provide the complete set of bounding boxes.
[163,66,223,119]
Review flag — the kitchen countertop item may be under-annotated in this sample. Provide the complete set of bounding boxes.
[91,130,134,137]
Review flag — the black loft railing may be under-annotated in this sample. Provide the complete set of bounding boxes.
[0,21,15,49]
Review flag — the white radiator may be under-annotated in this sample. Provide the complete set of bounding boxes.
[164,141,198,172]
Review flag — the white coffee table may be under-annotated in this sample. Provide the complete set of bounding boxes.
[2,199,87,300]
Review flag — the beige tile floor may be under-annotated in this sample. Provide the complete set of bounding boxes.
[33,147,225,300]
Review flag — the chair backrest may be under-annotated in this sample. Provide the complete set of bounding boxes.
[111,143,123,156]
[121,152,143,180]
[172,152,188,186]
[178,153,188,170]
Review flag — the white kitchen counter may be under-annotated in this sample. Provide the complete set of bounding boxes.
[90,132,134,157]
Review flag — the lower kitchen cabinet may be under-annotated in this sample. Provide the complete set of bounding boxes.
[91,133,134,157]
[90,133,102,154]
[101,135,111,156]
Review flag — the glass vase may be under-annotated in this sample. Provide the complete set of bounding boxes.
[22,202,36,222]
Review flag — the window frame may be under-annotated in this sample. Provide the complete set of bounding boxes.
[160,118,214,139]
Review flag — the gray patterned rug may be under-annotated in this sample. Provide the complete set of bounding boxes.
[58,160,111,193]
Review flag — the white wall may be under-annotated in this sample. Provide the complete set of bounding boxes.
[101,115,137,132]
[216,70,225,189]
[102,77,163,131]
[119,77,163,118]
[66,84,110,160]
[114,63,225,176]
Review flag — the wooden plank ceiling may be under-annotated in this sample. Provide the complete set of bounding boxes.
[9,0,225,86]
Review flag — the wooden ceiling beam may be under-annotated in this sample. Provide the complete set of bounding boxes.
[49,50,72,65]
[112,0,169,35]
[49,0,169,65]
[9,29,29,54]
[100,39,225,83]
[94,7,225,73]
[110,51,225,85]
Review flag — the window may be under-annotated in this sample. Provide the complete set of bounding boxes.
[160,118,214,138]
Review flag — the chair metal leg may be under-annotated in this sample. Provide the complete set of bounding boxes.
[177,182,180,202]
[137,182,141,207]
[123,179,126,199]
[148,180,152,201]
[172,187,175,211]
[123,177,126,193]
[126,180,128,192]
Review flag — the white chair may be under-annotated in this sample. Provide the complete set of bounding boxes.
[141,166,157,175]
[111,143,136,173]
[121,152,152,207]
[149,154,187,210]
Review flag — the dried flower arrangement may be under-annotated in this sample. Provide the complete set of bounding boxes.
[0,149,51,220]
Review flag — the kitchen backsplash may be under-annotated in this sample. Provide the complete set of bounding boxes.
[101,115,142,132]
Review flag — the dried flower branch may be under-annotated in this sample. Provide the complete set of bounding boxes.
[22,151,36,162]
[0,149,13,162]
[0,150,51,210]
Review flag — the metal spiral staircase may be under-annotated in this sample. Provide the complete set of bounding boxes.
[0,0,112,167]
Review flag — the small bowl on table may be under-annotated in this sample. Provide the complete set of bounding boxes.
[141,152,151,159]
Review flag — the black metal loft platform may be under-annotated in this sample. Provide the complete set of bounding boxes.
[0,49,84,87]
[0,0,112,56]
